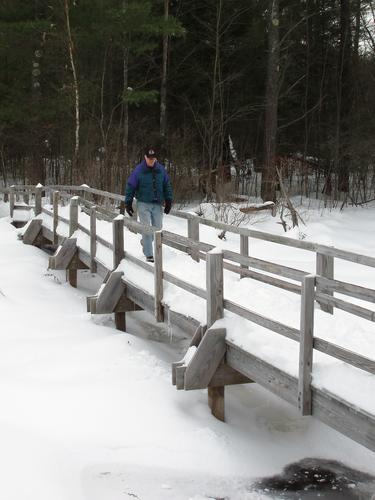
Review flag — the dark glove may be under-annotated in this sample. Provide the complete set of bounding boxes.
[164,200,172,214]
[126,203,134,217]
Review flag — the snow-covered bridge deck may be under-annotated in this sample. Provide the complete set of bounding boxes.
[2,184,375,454]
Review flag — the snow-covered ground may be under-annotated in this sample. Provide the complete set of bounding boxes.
[1,199,375,499]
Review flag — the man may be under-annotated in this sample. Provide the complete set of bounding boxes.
[125,147,173,263]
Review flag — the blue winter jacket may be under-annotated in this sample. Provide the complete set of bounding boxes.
[125,160,173,205]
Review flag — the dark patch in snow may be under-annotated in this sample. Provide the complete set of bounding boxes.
[252,458,375,499]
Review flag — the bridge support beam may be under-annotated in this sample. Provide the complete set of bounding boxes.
[49,237,88,288]
[87,271,142,332]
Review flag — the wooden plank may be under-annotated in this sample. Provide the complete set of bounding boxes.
[184,328,226,390]
[112,216,125,269]
[50,238,77,270]
[53,191,59,244]
[298,274,316,416]
[163,271,206,299]
[223,249,307,282]
[95,271,126,314]
[316,276,375,303]
[312,388,375,452]
[34,185,42,216]
[314,337,375,375]
[316,252,334,313]
[240,234,249,278]
[90,206,97,273]
[208,386,225,421]
[22,219,42,245]
[115,312,126,332]
[315,292,375,322]
[208,364,252,387]
[189,324,206,347]
[206,250,225,420]
[224,260,302,295]
[206,249,224,328]
[154,231,164,322]
[224,298,300,342]
[96,234,113,250]
[69,196,79,236]
[226,341,298,406]
[9,186,15,217]
[175,365,186,390]
[187,216,200,262]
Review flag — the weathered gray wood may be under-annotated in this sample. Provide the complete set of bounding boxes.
[67,268,77,288]
[69,196,79,236]
[123,217,155,235]
[298,274,316,416]
[187,216,200,262]
[112,216,125,269]
[208,386,225,421]
[154,231,164,322]
[49,238,77,269]
[175,365,186,390]
[34,185,42,216]
[206,250,225,420]
[316,291,375,322]
[206,250,224,328]
[314,337,375,375]
[163,271,206,299]
[9,186,15,217]
[224,298,300,342]
[208,364,252,387]
[315,276,375,303]
[184,328,226,390]
[90,206,97,273]
[226,340,298,406]
[223,249,307,282]
[95,271,125,313]
[53,191,59,245]
[22,219,42,245]
[95,234,113,250]
[316,252,334,313]
[115,312,126,332]
[224,260,302,294]
[23,192,29,205]
[312,387,375,452]
[189,324,206,347]
[240,234,249,278]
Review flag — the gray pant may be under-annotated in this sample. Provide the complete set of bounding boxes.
[137,201,163,257]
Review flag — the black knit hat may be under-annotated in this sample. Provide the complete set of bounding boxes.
[145,147,156,158]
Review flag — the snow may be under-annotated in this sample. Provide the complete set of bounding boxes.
[1,199,375,499]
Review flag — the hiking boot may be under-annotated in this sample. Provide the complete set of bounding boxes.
[146,256,154,263]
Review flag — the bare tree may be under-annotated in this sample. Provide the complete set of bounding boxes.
[63,0,80,183]
[261,0,280,203]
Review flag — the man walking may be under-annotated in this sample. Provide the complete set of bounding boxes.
[125,147,173,262]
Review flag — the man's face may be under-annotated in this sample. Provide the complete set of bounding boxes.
[145,155,156,167]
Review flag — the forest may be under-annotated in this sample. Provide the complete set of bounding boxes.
[1,0,375,205]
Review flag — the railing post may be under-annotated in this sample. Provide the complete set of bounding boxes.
[9,186,15,218]
[69,196,79,236]
[53,190,59,245]
[188,216,200,262]
[154,231,164,322]
[67,196,79,288]
[23,191,29,205]
[298,274,316,416]
[316,252,334,314]
[90,206,97,273]
[112,215,125,331]
[34,184,43,216]
[206,249,225,421]
[240,234,249,278]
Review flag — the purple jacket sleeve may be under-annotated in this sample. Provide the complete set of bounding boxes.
[125,165,141,203]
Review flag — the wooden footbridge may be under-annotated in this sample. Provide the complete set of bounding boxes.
[2,184,375,454]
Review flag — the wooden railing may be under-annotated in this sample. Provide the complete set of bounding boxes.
[2,184,375,419]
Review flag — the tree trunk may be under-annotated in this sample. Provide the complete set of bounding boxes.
[160,0,169,154]
[261,0,280,203]
[64,0,80,184]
